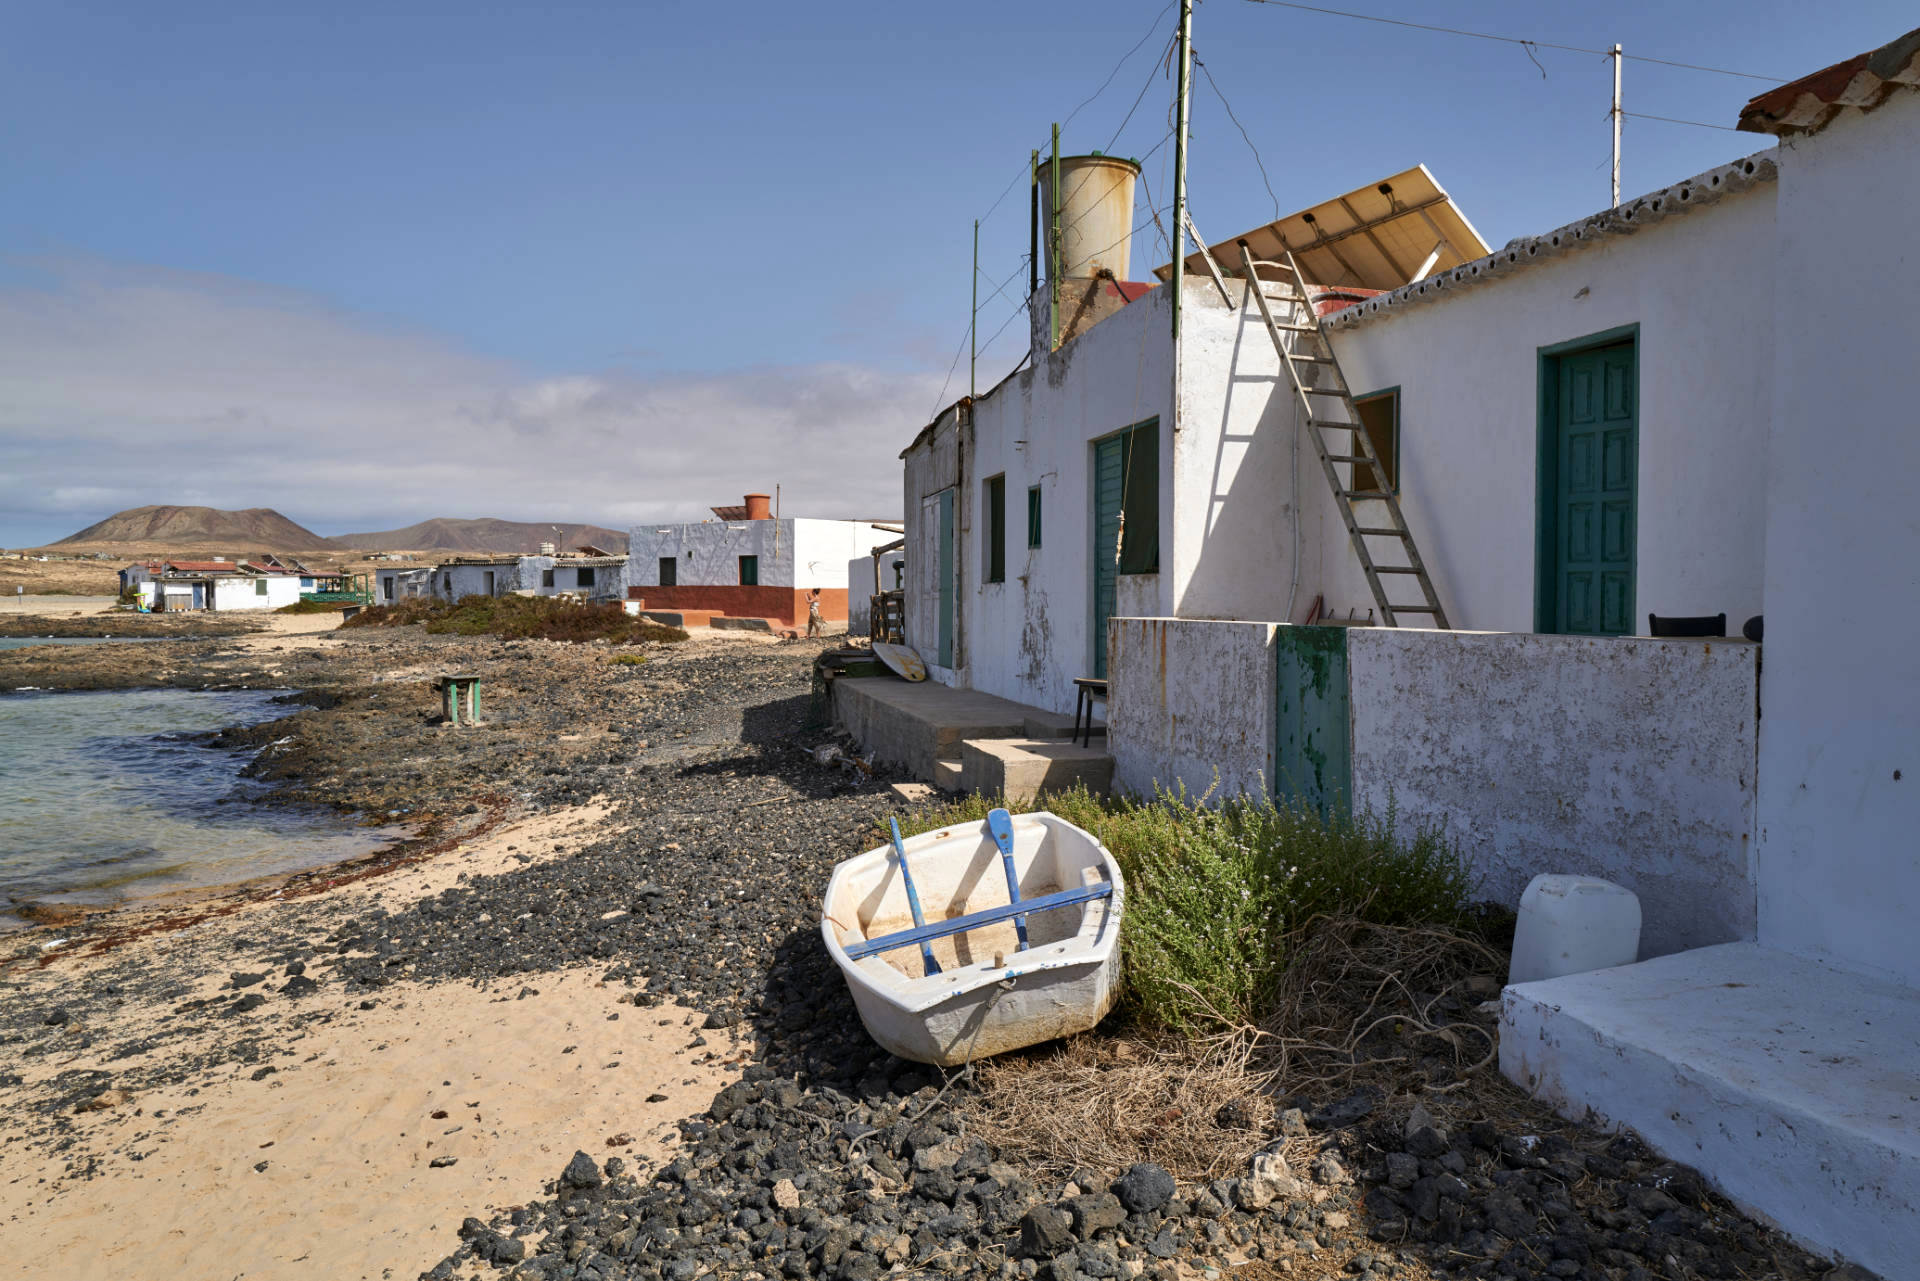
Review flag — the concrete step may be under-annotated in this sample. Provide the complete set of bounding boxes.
[957,738,1114,806]
[710,615,775,633]
[1022,709,1105,741]
[830,677,1033,780]
[1501,941,1920,1277]
[930,759,965,794]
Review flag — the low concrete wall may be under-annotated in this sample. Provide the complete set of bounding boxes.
[1349,629,1759,957]
[1107,617,1277,801]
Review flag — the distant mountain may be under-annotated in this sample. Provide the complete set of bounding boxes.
[53,505,332,549]
[327,518,629,554]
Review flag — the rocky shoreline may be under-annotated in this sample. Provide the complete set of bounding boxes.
[0,620,1846,1281]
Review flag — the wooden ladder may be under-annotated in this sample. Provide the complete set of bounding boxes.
[1237,241,1450,629]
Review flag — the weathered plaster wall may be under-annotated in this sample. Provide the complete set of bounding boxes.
[1319,179,1777,632]
[847,551,904,633]
[1174,278,1326,626]
[1349,628,1759,957]
[1107,617,1277,800]
[629,520,798,589]
[905,292,1177,713]
[1755,92,1920,986]
[435,562,525,600]
[902,407,967,682]
[516,557,628,601]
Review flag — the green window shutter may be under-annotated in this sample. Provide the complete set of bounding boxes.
[255,578,267,596]
[1092,436,1126,679]
[1118,420,1159,575]
[1027,486,1042,548]
[738,555,759,586]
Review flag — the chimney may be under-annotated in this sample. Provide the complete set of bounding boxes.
[744,493,772,521]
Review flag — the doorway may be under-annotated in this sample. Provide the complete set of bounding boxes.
[1537,330,1637,635]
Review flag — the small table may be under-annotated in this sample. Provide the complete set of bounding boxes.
[1071,677,1108,747]
[431,674,481,727]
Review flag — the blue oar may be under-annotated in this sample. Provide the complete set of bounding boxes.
[889,818,941,977]
[986,808,1030,951]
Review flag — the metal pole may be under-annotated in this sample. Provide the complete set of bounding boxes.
[1049,123,1062,352]
[1171,0,1193,339]
[1029,150,1040,304]
[970,219,978,398]
[1610,44,1623,208]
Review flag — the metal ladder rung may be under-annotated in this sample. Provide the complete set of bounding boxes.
[1353,526,1403,536]
[1308,418,1358,429]
[1289,354,1336,365]
[1372,566,1424,575]
[1386,605,1443,614]
[1298,386,1349,396]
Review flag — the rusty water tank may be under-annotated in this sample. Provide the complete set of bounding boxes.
[1037,154,1141,282]
[744,493,772,520]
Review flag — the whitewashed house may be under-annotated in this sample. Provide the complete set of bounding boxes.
[137,561,302,611]
[896,24,1920,1273]
[628,494,899,627]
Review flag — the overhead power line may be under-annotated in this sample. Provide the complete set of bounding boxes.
[1621,110,1745,133]
[1239,0,1787,82]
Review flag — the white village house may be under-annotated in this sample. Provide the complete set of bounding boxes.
[890,26,1920,1275]
[129,560,304,612]
[421,551,628,604]
[628,493,899,628]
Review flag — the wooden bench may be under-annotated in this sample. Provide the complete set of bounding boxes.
[430,674,481,726]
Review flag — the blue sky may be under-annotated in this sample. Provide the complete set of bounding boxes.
[1,1,1909,545]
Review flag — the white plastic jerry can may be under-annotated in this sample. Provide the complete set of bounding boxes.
[1508,874,1642,986]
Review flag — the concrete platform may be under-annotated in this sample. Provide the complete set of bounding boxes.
[1501,942,1920,1276]
[832,677,1035,781]
[958,738,1114,805]
[1020,708,1105,741]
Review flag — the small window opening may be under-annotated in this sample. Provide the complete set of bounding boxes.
[983,475,1006,583]
[659,557,677,587]
[1351,390,1400,494]
[1027,485,1043,548]
[738,555,759,586]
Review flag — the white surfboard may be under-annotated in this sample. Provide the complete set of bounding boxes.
[872,641,927,682]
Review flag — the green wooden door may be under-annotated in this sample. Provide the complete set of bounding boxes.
[1553,343,1636,634]
[1091,435,1124,678]
[936,487,955,668]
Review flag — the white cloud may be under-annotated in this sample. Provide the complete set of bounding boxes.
[0,256,937,543]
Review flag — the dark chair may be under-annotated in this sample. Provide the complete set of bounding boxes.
[1648,613,1726,638]
[1072,677,1108,748]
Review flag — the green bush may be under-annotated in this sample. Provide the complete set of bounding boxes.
[275,597,350,615]
[895,785,1469,1035]
[344,595,688,645]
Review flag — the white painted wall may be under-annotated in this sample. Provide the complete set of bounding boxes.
[1107,617,1277,801]
[1755,93,1920,986]
[1321,177,1777,632]
[848,550,905,633]
[435,562,523,600]
[208,575,303,611]
[1174,279,1327,626]
[902,284,1323,715]
[515,557,628,601]
[628,519,894,591]
[909,291,1177,713]
[1348,628,1759,958]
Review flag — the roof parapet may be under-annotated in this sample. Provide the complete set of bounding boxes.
[1325,154,1776,331]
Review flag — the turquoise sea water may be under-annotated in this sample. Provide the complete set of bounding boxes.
[0,688,399,928]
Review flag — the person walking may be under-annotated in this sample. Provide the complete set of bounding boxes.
[806,588,824,638]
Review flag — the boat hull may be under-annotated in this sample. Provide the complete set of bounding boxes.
[821,812,1124,1066]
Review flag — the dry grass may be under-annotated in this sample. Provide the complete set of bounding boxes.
[966,915,1511,1183]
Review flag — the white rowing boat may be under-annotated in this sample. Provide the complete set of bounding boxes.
[820,809,1124,1065]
